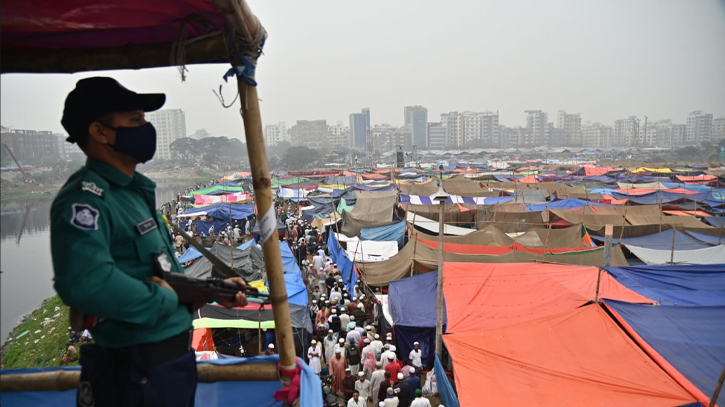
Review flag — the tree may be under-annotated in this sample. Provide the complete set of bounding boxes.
[282,146,320,170]
[170,137,200,165]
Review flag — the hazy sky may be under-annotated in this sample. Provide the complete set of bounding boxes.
[1,0,724,140]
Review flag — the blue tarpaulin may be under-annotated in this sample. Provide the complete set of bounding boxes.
[179,219,229,236]
[591,229,710,250]
[327,232,358,292]
[686,231,725,245]
[525,198,606,212]
[604,299,725,401]
[360,221,406,248]
[178,246,203,263]
[0,355,322,407]
[434,354,460,407]
[389,272,446,368]
[705,216,725,228]
[180,203,255,221]
[604,264,725,306]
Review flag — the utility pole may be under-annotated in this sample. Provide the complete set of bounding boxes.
[433,164,449,359]
[643,116,648,146]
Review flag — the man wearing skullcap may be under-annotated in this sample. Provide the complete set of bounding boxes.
[342,368,357,401]
[384,386,399,407]
[307,339,322,375]
[409,341,423,371]
[386,354,402,384]
[394,373,412,407]
[330,348,348,393]
[405,367,421,399]
[355,370,372,403]
[324,329,337,364]
[370,361,386,406]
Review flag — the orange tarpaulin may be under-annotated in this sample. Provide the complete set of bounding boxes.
[416,238,601,255]
[664,188,701,195]
[676,174,716,182]
[517,175,539,183]
[583,166,617,176]
[613,188,656,196]
[444,305,697,407]
[442,262,652,333]
[191,328,215,351]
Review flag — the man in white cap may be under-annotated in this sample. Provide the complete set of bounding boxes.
[307,339,322,375]
[264,343,276,356]
[324,329,337,364]
[409,341,422,371]
[394,373,412,407]
[385,354,401,383]
[372,333,384,358]
[330,348,347,393]
[355,370,371,404]
[405,367,421,400]
[334,337,347,357]
[339,307,351,330]
[362,337,376,364]
[309,299,319,320]
[370,361,386,407]
[380,344,393,370]
[346,321,362,344]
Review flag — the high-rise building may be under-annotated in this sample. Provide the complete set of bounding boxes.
[613,116,638,146]
[547,123,568,147]
[440,112,462,147]
[349,112,367,149]
[713,117,725,141]
[524,110,548,147]
[670,124,687,146]
[556,110,582,146]
[263,122,288,146]
[290,120,327,149]
[685,111,713,145]
[582,123,612,148]
[427,122,446,149]
[404,106,428,148]
[0,129,61,164]
[326,121,349,150]
[479,111,500,148]
[146,109,186,160]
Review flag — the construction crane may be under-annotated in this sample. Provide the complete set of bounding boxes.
[2,143,31,183]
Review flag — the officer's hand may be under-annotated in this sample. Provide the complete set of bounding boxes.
[219,277,248,309]
[147,276,174,292]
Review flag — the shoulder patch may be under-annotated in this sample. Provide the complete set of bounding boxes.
[70,203,100,231]
[81,181,104,197]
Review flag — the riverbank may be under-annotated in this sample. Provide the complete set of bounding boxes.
[0,295,79,369]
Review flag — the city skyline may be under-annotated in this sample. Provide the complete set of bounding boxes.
[1,0,723,141]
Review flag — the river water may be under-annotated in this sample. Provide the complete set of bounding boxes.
[0,182,191,344]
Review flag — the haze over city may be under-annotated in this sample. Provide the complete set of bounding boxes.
[1,0,724,141]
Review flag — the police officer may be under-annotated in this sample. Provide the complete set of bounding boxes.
[51,77,248,407]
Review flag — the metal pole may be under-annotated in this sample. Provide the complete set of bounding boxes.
[709,361,725,407]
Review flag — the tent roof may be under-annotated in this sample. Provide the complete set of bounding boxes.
[442,262,652,333]
[605,300,723,405]
[388,271,446,328]
[444,305,697,407]
[604,264,725,306]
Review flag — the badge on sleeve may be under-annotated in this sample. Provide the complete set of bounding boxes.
[70,203,100,231]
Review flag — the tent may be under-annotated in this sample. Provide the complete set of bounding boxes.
[388,272,445,369]
[190,185,246,196]
[605,300,724,405]
[442,262,652,333]
[444,305,698,407]
[603,264,725,306]
[184,242,266,282]
[590,229,712,250]
[327,231,358,292]
[178,203,255,220]
[360,221,407,248]
[407,212,475,236]
[624,244,725,265]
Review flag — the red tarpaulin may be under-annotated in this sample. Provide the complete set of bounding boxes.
[2,1,224,50]
[442,262,652,333]
[444,305,697,407]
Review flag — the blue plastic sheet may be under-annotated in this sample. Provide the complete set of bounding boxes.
[181,219,229,236]
[181,203,255,220]
[604,299,725,400]
[604,264,725,306]
[1,356,322,407]
[591,229,711,251]
[360,221,406,248]
[525,198,606,212]
[705,216,725,228]
[389,272,446,368]
[327,232,358,292]
[686,231,725,245]
[178,246,203,263]
[434,353,460,407]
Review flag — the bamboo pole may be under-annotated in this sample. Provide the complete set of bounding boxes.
[0,363,280,392]
[211,0,296,370]
[709,361,725,407]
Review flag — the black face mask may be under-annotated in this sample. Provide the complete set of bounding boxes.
[102,122,157,163]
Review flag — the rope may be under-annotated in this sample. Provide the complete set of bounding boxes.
[170,14,217,82]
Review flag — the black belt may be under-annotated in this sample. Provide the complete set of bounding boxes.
[115,330,192,368]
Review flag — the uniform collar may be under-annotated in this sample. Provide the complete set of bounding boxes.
[86,157,156,189]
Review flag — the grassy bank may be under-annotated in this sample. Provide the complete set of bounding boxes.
[0,295,82,370]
